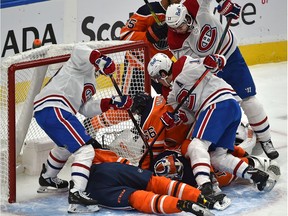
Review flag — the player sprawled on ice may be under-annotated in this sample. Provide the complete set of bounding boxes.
[146,53,278,196]
[129,92,280,197]
[33,43,133,213]
[164,0,279,159]
[83,147,227,215]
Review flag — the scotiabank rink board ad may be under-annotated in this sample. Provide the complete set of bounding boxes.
[1,0,286,59]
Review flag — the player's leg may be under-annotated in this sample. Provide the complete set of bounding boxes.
[210,147,277,192]
[188,100,240,195]
[37,146,71,193]
[220,47,279,159]
[35,107,98,206]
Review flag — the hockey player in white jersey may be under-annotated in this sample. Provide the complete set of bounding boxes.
[165,0,279,159]
[147,53,277,196]
[33,43,133,212]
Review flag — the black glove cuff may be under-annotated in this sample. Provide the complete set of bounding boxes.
[86,138,102,149]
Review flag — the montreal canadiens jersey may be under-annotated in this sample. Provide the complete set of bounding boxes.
[120,1,173,58]
[167,55,239,119]
[33,44,102,118]
[168,0,237,59]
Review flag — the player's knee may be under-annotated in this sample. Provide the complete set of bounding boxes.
[74,144,95,161]
[187,138,210,160]
[241,96,263,111]
[210,148,228,167]
[51,146,71,161]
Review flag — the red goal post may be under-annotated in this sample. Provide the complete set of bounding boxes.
[0,40,150,203]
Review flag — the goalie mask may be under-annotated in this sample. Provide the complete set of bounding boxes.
[130,92,152,115]
[153,153,184,180]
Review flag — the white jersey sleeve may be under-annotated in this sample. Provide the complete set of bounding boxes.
[33,43,100,116]
[167,55,237,118]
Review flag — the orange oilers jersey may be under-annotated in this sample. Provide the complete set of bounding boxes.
[120,2,173,59]
[92,148,132,165]
[140,95,191,169]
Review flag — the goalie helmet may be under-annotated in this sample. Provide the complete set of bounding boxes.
[130,92,152,115]
[166,3,189,29]
[153,152,184,180]
[148,53,172,82]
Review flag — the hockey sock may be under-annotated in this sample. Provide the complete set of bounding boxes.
[129,190,180,214]
[146,175,201,203]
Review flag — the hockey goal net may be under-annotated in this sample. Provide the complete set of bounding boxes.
[0,40,150,203]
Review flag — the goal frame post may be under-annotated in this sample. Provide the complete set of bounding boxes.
[5,40,150,203]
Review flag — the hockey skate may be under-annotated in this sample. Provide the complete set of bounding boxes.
[198,182,231,210]
[248,155,281,181]
[37,164,69,193]
[198,182,214,196]
[260,139,279,160]
[68,180,99,213]
[247,166,276,192]
[177,200,214,216]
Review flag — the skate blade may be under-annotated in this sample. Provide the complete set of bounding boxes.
[267,165,281,181]
[213,196,231,211]
[263,178,277,192]
[191,203,215,216]
[67,204,99,213]
[37,186,68,193]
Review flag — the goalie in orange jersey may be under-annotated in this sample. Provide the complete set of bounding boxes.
[82,147,229,215]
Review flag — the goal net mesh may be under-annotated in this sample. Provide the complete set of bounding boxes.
[0,40,150,203]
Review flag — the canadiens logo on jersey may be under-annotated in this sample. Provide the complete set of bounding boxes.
[197,24,217,53]
[82,83,96,103]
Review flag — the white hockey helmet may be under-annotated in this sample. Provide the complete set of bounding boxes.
[166,3,189,29]
[148,53,172,81]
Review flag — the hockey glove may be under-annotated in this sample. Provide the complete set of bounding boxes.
[203,54,226,73]
[109,95,133,110]
[217,0,241,20]
[146,22,168,44]
[197,193,231,210]
[160,110,188,128]
[94,55,116,76]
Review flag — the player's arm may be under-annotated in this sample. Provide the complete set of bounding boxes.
[79,95,133,118]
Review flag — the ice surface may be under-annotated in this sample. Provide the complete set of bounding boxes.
[1,62,287,216]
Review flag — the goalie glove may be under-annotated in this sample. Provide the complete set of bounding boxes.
[203,54,226,74]
[197,193,231,211]
[217,0,241,20]
[90,49,116,76]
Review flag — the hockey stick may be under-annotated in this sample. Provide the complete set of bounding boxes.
[109,75,153,165]
[138,17,233,169]
[144,0,162,25]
